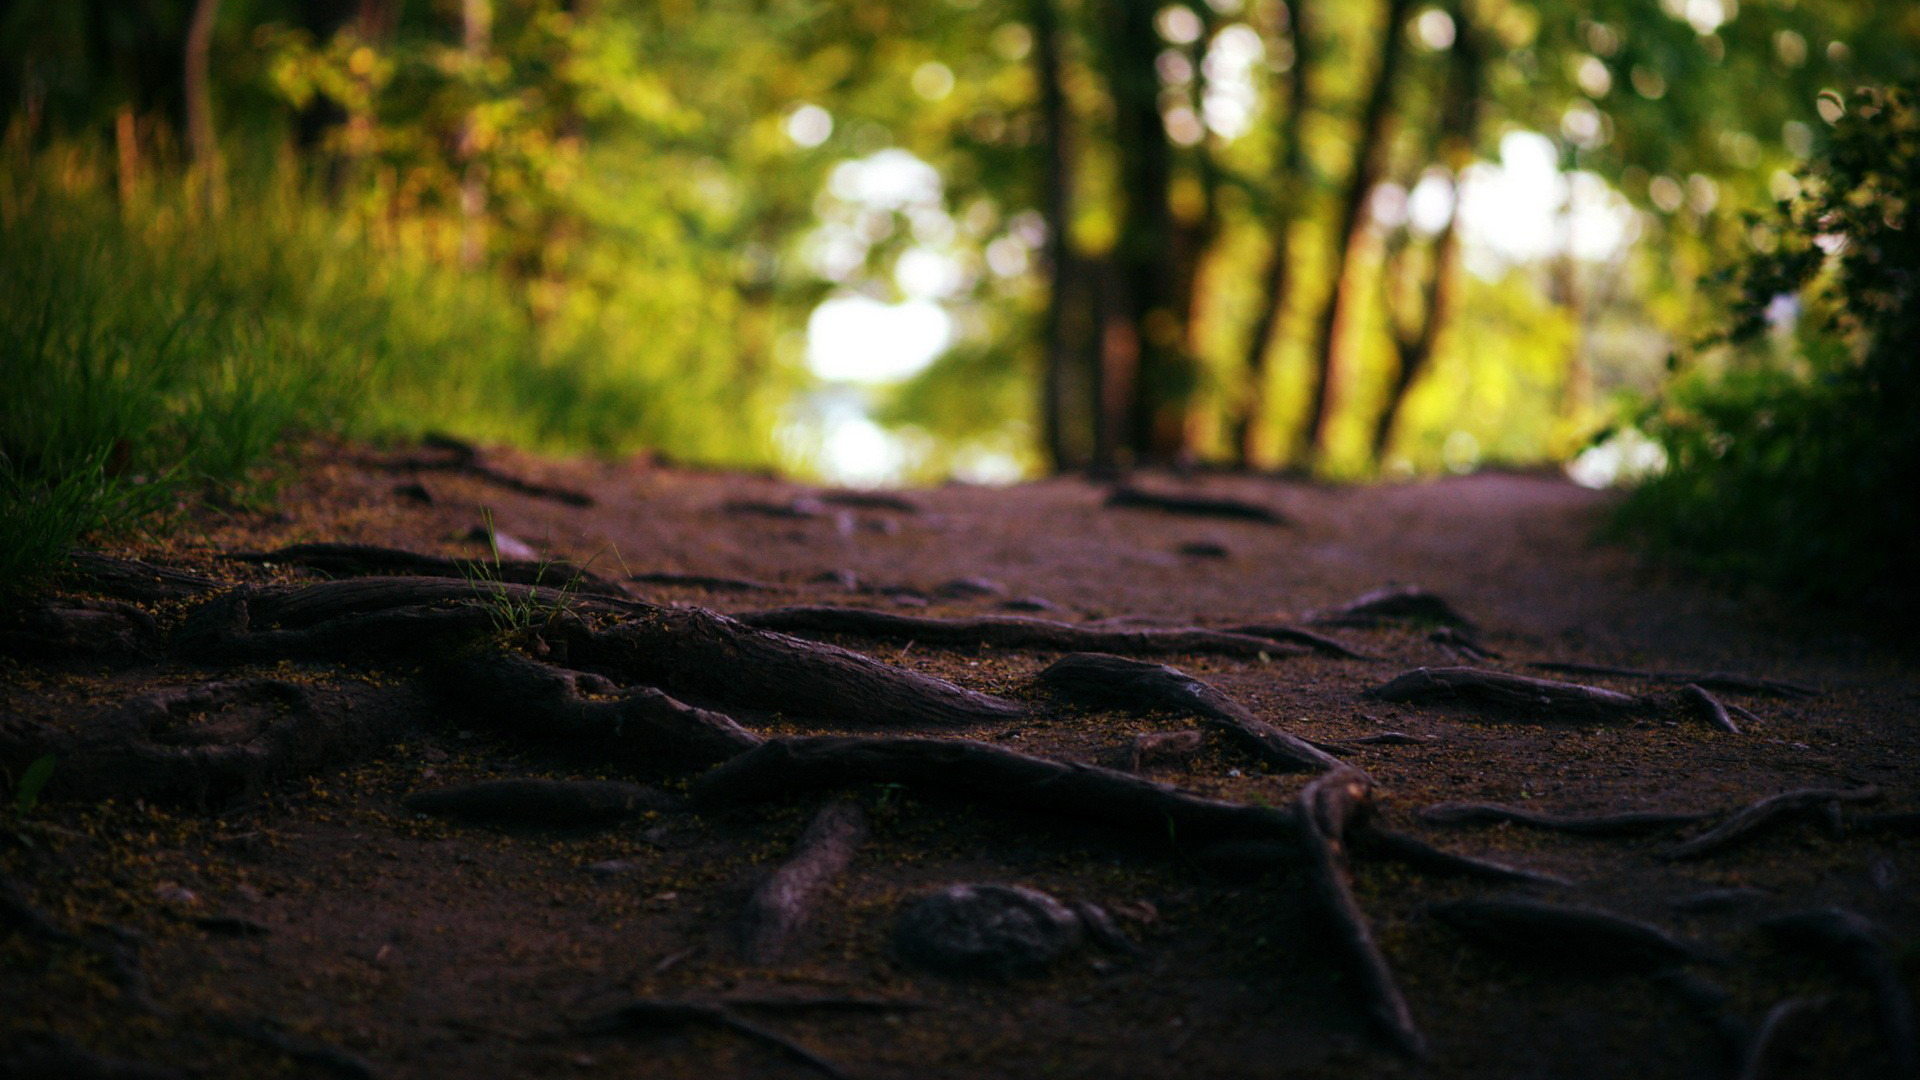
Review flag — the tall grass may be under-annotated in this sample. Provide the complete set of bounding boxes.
[0,152,775,596]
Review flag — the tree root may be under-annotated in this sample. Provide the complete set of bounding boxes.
[1038,652,1340,772]
[629,571,776,593]
[690,736,1299,849]
[1428,897,1709,974]
[1417,803,1715,837]
[226,543,630,596]
[61,552,225,604]
[1429,626,1500,662]
[740,802,868,964]
[1680,683,1742,733]
[438,650,761,768]
[731,605,1312,660]
[580,998,848,1080]
[1,678,431,808]
[1347,732,1430,746]
[1763,908,1916,1078]
[383,433,595,506]
[1294,767,1426,1059]
[404,778,678,828]
[1349,826,1572,888]
[1526,662,1818,699]
[1105,484,1290,524]
[1312,586,1474,629]
[1214,622,1373,659]
[1663,786,1879,860]
[0,595,163,665]
[1737,996,1832,1080]
[1367,666,1643,717]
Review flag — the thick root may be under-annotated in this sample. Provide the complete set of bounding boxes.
[740,802,869,964]
[733,605,1311,660]
[1368,665,1644,718]
[1664,786,1879,860]
[1105,484,1290,524]
[1038,652,1340,772]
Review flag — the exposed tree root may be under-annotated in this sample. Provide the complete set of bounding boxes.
[740,802,868,964]
[1,678,431,808]
[404,778,677,828]
[0,596,163,664]
[1680,683,1743,733]
[384,433,595,506]
[1418,803,1715,837]
[1737,996,1832,1080]
[1313,586,1474,629]
[227,543,630,596]
[629,571,776,593]
[580,998,848,1080]
[1663,786,1880,860]
[817,490,923,513]
[1368,665,1643,717]
[691,736,1300,849]
[438,650,761,768]
[1763,908,1916,1078]
[1429,626,1500,662]
[1428,897,1708,974]
[1527,662,1818,700]
[1347,732,1430,746]
[175,578,1024,731]
[61,552,225,604]
[1105,484,1290,524]
[1349,826,1572,888]
[731,605,1312,660]
[1294,767,1426,1059]
[1214,622,1373,659]
[1038,653,1340,772]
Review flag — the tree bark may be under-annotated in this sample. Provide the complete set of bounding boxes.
[1031,0,1081,471]
[1370,1,1483,461]
[1233,0,1314,467]
[182,0,223,213]
[1297,0,1415,465]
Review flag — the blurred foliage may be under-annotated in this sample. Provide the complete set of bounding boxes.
[1615,84,1919,604]
[0,0,1918,590]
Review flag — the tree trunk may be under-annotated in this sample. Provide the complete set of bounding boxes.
[1232,1,1315,468]
[1101,0,1193,462]
[1030,0,1080,471]
[1297,0,1415,465]
[182,0,223,214]
[1370,0,1483,461]
[458,0,493,268]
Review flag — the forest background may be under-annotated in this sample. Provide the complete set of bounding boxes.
[2,0,1917,600]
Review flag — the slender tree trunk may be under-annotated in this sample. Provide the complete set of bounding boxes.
[1094,256,1137,473]
[1102,0,1192,462]
[1370,0,1483,460]
[458,0,493,268]
[1233,0,1314,468]
[1297,0,1415,465]
[114,106,140,209]
[183,0,223,213]
[1030,0,1080,471]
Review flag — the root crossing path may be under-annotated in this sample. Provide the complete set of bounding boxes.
[1,448,1913,1080]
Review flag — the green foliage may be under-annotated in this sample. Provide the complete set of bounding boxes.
[1617,85,1920,604]
[13,755,57,816]
[461,508,598,636]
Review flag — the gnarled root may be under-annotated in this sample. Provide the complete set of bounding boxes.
[1367,666,1644,719]
[1418,803,1715,837]
[1664,786,1879,860]
[740,803,869,964]
[691,736,1298,850]
[1038,652,1340,772]
[731,605,1312,660]
[1294,767,1426,1059]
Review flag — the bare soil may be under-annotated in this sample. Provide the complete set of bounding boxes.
[3,440,1914,1080]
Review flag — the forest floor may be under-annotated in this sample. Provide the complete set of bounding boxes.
[2,438,1915,1080]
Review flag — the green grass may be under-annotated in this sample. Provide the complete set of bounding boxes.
[0,155,780,597]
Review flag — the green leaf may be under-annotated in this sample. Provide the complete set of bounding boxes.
[15,754,56,815]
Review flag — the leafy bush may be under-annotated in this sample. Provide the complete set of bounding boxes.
[1616,85,1919,605]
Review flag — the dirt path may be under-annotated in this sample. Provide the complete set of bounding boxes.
[3,442,1914,1080]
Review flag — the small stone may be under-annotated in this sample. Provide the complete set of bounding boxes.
[421,747,450,764]
[893,883,1084,979]
[1001,596,1055,613]
[936,577,1006,599]
[585,860,642,877]
[1127,730,1203,771]
[891,593,931,608]
[154,883,199,907]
